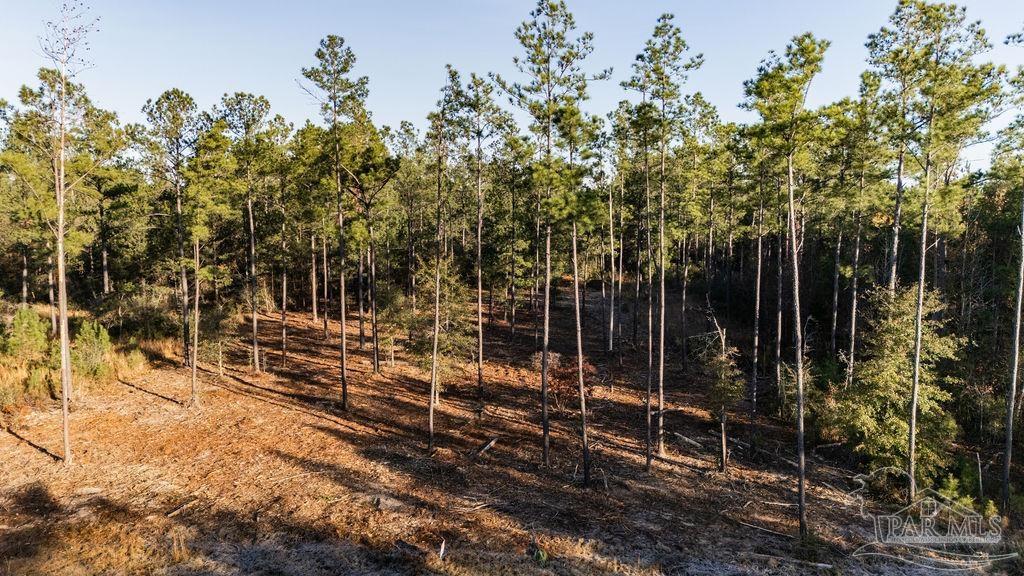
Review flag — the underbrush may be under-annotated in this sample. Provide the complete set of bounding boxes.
[0,305,156,426]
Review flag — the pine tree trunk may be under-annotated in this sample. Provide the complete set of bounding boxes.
[786,153,808,538]
[48,242,56,335]
[887,145,906,293]
[246,193,259,373]
[1002,174,1024,515]
[358,248,365,350]
[644,135,655,466]
[830,231,843,356]
[177,181,191,368]
[429,152,443,453]
[322,231,329,339]
[608,177,617,354]
[55,116,73,465]
[336,186,348,409]
[509,178,518,339]
[617,220,625,351]
[191,238,201,407]
[775,206,785,414]
[572,221,590,486]
[634,230,641,347]
[846,213,862,386]
[657,114,667,458]
[908,141,934,503]
[369,220,380,373]
[280,243,288,370]
[311,234,318,322]
[680,234,690,368]
[541,224,552,465]
[751,201,764,418]
[476,137,485,397]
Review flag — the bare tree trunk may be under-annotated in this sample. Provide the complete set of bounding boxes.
[191,238,201,407]
[1002,174,1024,515]
[786,153,808,538]
[680,233,690,368]
[541,224,552,465]
[751,201,764,418]
[358,247,365,350]
[608,178,617,354]
[280,239,288,370]
[644,133,655,467]
[322,231,329,339]
[509,178,518,339]
[336,187,348,409]
[775,203,785,414]
[657,111,667,458]
[177,181,191,368]
[311,234,318,323]
[55,124,73,465]
[429,159,443,453]
[476,137,485,397]
[908,143,933,503]
[246,193,259,373]
[887,146,906,293]
[368,220,380,373]
[707,194,715,281]
[48,243,56,335]
[830,230,843,356]
[846,213,862,386]
[617,217,625,351]
[572,221,590,486]
[634,236,642,347]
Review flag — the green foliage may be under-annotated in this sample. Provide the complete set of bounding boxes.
[830,287,961,488]
[700,330,744,418]
[936,474,977,511]
[4,307,49,360]
[407,253,474,387]
[99,286,179,341]
[73,320,112,379]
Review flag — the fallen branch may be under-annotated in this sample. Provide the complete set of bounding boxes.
[811,442,841,457]
[721,512,793,539]
[673,432,704,450]
[166,497,199,518]
[729,437,799,468]
[745,552,832,570]
[472,437,499,459]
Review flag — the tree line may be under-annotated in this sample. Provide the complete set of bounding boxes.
[2,0,1024,537]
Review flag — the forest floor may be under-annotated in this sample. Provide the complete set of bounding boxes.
[0,289,1017,575]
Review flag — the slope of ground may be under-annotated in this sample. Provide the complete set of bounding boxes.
[0,293,993,575]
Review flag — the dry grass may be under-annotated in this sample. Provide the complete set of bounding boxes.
[0,302,978,575]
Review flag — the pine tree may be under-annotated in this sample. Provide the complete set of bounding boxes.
[744,32,829,538]
[494,0,608,465]
[301,34,369,408]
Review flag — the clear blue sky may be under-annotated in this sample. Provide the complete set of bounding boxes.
[2,1,1022,166]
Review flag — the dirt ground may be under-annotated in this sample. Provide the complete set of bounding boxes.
[0,293,1008,575]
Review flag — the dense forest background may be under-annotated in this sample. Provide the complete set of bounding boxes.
[2,0,1024,553]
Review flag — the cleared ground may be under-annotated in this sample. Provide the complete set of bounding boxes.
[0,295,964,575]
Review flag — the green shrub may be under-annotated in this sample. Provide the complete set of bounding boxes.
[830,287,960,488]
[3,307,49,360]
[73,320,112,378]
